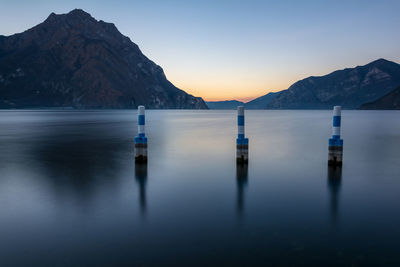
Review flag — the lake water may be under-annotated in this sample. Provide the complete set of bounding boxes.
[0,110,399,266]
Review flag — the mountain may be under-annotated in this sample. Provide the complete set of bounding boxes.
[245,92,279,109]
[206,100,244,109]
[360,86,400,109]
[0,9,207,109]
[265,59,400,109]
[206,92,278,110]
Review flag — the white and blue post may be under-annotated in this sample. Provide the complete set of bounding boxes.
[236,106,249,164]
[134,105,148,162]
[328,106,343,166]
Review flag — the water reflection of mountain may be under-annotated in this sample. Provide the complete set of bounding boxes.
[31,119,132,203]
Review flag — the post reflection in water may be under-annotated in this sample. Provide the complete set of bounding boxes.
[135,163,148,216]
[236,163,248,217]
[327,166,342,224]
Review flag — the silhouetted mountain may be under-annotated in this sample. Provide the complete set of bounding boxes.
[206,100,244,109]
[245,92,279,109]
[360,86,400,109]
[0,9,207,109]
[265,59,400,109]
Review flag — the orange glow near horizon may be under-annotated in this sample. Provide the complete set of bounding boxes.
[176,84,276,103]
[163,56,400,103]
[166,71,302,103]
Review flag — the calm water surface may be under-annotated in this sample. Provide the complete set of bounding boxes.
[0,110,399,266]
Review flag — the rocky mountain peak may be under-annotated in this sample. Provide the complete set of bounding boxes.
[367,58,390,66]
[45,9,96,22]
[0,10,207,109]
[40,9,122,43]
[67,8,93,18]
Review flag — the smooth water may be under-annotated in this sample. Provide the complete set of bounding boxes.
[0,110,399,266]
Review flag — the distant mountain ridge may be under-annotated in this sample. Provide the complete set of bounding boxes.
[0,9,207,109]
[245,92,279,109]
[208,59,400,110]
[206,92,278,109]
[266,59,400,109]
[360,86,400,110]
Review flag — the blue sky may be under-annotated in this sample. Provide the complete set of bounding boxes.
[1,0,399,101]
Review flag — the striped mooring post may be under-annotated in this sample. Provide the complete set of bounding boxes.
[328,106,343,166]
[236,106,249,164]
[134,105,148,163]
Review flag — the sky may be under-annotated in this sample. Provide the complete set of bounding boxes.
[1,0,399,102]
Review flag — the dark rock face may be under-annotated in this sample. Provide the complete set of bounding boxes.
[206,100,244,109]
[360,86,400,110]
[265,59,400,109]
[0,9,207,109]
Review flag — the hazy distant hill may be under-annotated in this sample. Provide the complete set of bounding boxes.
[264,59,400,109]
[245,92,279,109]
[206,100,244,109]
[360,86,400,110]
[206,93,278,109]
[0,9,207,109]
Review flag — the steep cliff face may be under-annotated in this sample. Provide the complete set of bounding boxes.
[360,86,400,110]
[0,9,207,109]
[265,59,400,109]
